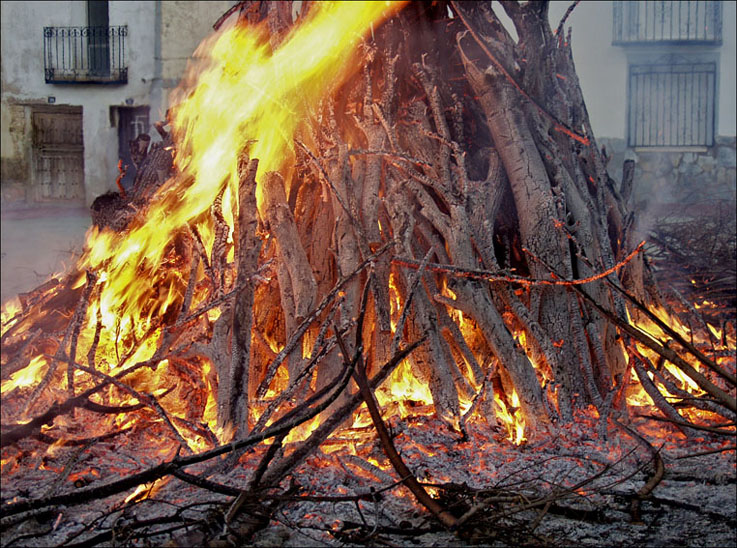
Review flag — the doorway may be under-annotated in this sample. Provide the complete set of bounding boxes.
[31,105,85,203]
[116,106,150,190]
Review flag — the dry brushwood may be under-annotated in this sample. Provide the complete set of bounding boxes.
[2,1,735,546]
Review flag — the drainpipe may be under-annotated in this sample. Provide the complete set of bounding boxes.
[151,0,163,135]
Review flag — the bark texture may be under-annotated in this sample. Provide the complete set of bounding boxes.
[194,0,655,436]
[5,1,692,442]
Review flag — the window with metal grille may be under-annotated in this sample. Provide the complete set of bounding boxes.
[613,0,722,45]
[627,58,716,148]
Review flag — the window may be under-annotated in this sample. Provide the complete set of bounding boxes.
[613,1,722,45]
[87,0,110,76]
[627,57,716,147]
[43,0,125,84]
[613,1,722,149]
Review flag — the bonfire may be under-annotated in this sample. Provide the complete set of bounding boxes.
[2,2,735,546]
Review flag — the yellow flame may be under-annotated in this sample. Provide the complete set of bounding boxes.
[284,415,322,444]
[0,2,403,450]
[624,303,728,416]
[380,270,435,414]
[1,297,22,334]
[124,477,169,505]
[378,358,434,412]
[201,359,219,432]
[494,388,526,444]
[1,355,48,395]
[706,322,722,340]
[77,1,405,323]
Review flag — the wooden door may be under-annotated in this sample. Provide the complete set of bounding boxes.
[32,107,85,202]
[117,106,150,189]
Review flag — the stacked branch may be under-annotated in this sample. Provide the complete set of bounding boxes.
[1,0,736,544]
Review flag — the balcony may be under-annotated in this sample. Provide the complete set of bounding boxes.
[43,26,127,84]
[613,1,722,46]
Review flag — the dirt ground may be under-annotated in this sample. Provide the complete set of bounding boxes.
[1,205,91,304]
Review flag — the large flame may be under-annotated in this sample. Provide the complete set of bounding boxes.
[79,1,405,321]
[625,304,733,425]
[2,0,731,464]
[1,1,408,461]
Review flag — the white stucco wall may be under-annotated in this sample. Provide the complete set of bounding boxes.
[1,0,157,204]
[548,0,736,140]
[548,1,628,140]
[719,0,736,136]
[1,0,235,204]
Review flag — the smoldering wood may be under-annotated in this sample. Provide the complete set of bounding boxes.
[251,321,347,435]
[2,2,735,545]
[335,322,458,529]
[3,0,730,446]
[90,137,174,232]
[254,241,393,399]
[257,337,427,489]
[2,330,375,519]
[1,355,162,448]
[215,156,260,436]
[66,270,98,397]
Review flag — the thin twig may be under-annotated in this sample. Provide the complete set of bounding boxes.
[334,310,458,530]
[613,420,665,522]
[555,0,581,39]
[1,345,365,517]
[1,357,165,448]
[635,414,736,437]
[393,241,645,287]
[391,247,433,355]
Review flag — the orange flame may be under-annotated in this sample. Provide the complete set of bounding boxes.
[78,1,406,324]
[2,2,406,453]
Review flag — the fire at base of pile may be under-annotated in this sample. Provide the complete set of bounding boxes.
[1,403,735,547]
[2,1,737,546]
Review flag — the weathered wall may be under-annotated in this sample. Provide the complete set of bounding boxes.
[0,1,157,205]
[547,1,736,229]
[548,1,737,139]
[600,136,736,214]
[0,103,31,202]
[1,0,231,206]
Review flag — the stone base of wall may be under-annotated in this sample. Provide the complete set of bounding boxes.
[599,136,736,215]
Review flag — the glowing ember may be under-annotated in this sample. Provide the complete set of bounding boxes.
[1,2,735,544]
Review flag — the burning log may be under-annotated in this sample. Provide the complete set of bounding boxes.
[1,1,735,545]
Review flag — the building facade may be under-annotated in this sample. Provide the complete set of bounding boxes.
[548,0,736,208]
[2,1,735,209]
[1,0,231,206]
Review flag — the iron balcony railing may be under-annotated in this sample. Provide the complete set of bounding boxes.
[43,26,127,84]
[613,1,722,46]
